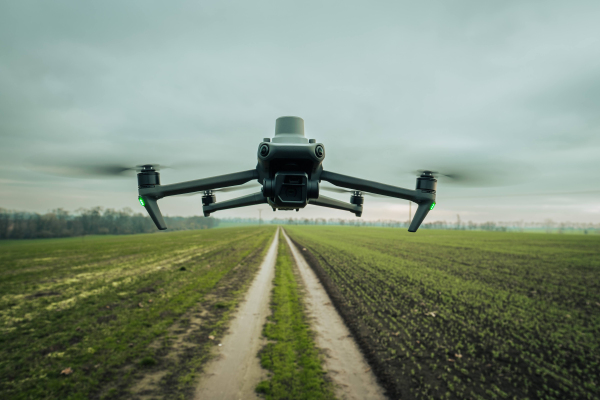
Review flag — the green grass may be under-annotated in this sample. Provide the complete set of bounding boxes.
[256,235,335,400]
[285,226,600,400]
[0,226,276,399]
[215,221,261,229]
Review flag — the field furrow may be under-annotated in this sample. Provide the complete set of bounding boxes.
[286,226,600,400]
[0,227,276,399]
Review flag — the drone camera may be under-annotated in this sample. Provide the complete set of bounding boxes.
[275,172,307,204]
[261,171,316,208]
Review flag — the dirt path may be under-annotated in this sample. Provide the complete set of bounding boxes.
[194,228,279,400]
[282,229,387,400]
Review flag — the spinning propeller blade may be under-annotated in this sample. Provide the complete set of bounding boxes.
[320,185,385,197]
[406,152,536,188]
[213,183,261,192]
[408,167,511,187]
[28,160,206,178]
[178,182,262,196]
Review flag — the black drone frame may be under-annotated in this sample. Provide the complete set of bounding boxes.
[138,117,436,232]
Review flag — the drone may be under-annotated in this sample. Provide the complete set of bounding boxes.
[136,116,437,232]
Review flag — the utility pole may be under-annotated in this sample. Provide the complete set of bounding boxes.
[258,209,262,226]
[408,201,412,226]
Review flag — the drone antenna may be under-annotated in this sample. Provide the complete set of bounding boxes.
[272,116,309,144]
[275,116,304,136]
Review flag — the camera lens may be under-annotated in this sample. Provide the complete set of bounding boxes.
[259,144,270,157]
[315,145,324,158]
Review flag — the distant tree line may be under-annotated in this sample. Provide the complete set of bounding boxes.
[240,217,600,234]
[3,208,597,239]
[0,207,219,239]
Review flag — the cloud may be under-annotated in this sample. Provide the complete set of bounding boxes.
[1,0,599,222]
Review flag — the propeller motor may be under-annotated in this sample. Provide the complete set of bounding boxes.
[137,165,160,188]
[416,170,437,194]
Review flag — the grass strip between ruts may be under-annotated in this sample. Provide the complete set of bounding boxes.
[256,234,335,400]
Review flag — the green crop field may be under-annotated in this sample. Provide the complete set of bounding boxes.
[3,225,599,400]
[285,226,600,400]
[0,226,275,400]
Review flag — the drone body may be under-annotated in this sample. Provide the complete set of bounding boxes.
[138,116,437,232]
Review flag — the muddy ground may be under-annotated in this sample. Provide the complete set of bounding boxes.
[110,236,275,400]
[193,228,279,400]
[122,228,388,400]
[282,230,386,400]
[287,235,398,399]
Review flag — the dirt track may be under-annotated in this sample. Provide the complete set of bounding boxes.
[282,229,386,400]
[194,227,386,400]
[194,228,279,400]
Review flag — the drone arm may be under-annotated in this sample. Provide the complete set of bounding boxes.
[320,170,432,203]
[320,170,435,232]
[309,195,362,217]
[138,169,259,230]
[139,169,259,199]
[203,192,267,217]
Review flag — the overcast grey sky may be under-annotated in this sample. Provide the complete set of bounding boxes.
[1,0,599,223]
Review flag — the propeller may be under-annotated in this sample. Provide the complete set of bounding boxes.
[28,160,205,178]
[79,163,169,177]
[210,183,261,193]
[414,169,481,184]
[320,185,385,197]
[409,167,511,187]
[179,182,262,196]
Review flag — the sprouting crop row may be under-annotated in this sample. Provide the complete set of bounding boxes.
[286,226,600,400]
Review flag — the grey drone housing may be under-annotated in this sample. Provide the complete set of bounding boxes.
[137,116,436,232]
[258,117,323,209]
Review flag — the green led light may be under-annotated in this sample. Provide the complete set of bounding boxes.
[138,197,145,207]
[430,203,436,210]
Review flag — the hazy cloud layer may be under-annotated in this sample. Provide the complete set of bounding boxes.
[1,0,599,222]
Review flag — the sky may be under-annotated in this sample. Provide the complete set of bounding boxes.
[1,0,599,223]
